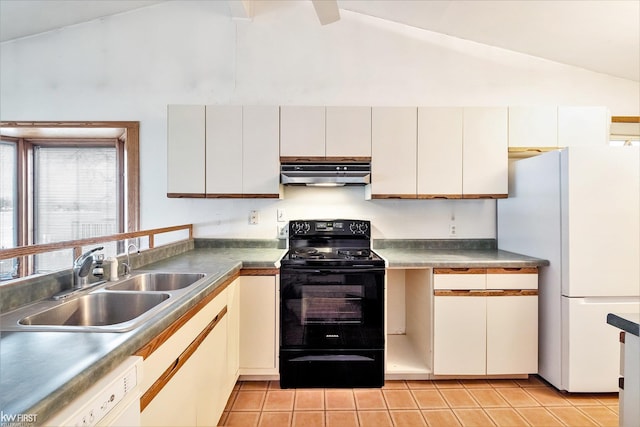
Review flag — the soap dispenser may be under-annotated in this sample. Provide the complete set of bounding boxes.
[107,257,119,281]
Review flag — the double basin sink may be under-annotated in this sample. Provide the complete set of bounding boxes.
[1,272,207,333]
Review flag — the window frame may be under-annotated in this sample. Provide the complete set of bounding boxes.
[0,121,139,278]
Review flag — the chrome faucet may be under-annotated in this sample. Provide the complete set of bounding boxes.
[73,246,104,289]
[123,243,139,277]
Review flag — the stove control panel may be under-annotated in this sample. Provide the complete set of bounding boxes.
[289,220,370,236]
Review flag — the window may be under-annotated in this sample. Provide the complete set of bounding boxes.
[0,122,139,280]
[34,146,119,272]
[0,140,17,279]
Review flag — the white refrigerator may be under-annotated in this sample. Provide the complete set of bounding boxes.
[498,146,640,392]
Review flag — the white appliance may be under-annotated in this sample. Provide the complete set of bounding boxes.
[498,146,640,392]
[45,356,142,427]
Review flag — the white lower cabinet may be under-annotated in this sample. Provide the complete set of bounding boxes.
[433,295,487,375]
[487,295,538,374]
[240,275,279,376]
[432,268,538,376]
[141,354,198,427]
[226,278,240,390]
[194,314,228,426]
[140,283,236,427]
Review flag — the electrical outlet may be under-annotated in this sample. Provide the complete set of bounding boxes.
[277,208,286,222]
[277,224,289,239]
[449,223,456,236]
[249,210,259,225]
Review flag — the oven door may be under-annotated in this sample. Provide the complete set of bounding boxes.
[280,267,384,350]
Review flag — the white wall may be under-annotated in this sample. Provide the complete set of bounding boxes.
[1,1,638,239]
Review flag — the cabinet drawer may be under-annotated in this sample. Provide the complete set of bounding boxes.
[486,268,538,290]
[434,268,486,290]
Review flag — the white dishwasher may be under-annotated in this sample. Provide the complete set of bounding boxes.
[45,356,143,427]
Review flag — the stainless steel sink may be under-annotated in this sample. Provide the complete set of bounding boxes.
[16,292,170,330]
[106,272,206,292]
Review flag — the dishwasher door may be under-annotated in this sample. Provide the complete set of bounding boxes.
[45,356,142,427]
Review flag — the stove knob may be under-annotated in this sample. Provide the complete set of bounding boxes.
[350,222,368,234]
[292,222,303,235]
[303,222,310,233]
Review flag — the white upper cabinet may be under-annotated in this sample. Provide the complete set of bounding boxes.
[417,107,463,197]
[167,105,280,198]
[371,107,417,197]
[558,106,610,146]
[509,106,609,148]
[463,107,508,196]
[206,105,243,194]
[280,106,326,158]
[325,106,372,158]
[242,106,280,196]
[167,105,206,196]
[508,106,558,148]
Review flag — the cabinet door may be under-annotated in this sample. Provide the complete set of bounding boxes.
[371,107,417,197]
[240,275,278,374]
[508,106,558,148]
[167,105,205,196]
[280,106,325,158]
[462,107,508,196]
[141,353,198,427]
[417,107,463,197]
[433,295,486,375]
[195,315,228,426]
[487,295,537,375]
[243,106,280,196]
[226,279,240,394]
[205,105,243,195]
[558,106,610,147]
[325,106,371,158]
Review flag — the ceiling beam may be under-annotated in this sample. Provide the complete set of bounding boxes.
[311,0,340,25]
[227,0,252,20]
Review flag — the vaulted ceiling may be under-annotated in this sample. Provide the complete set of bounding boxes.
[1,0,638,82]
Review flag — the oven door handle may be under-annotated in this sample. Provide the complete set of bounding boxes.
[282,267,385,274]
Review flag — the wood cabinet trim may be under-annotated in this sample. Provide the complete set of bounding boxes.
[371,194,418,199]
[240,194,281,199]
[241,268,279,276]
[434,289,538,297]
[167,193,206,198]
[462,194,508,199]
[140,306,227,411]
[434,268,487,275]
[612,116,640,123]
[417,194,463,199]
[205,194,244,199]
[487,267,538,274]
[135,272,239,359]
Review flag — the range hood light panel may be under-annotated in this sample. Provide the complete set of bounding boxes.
[306,182,346,187]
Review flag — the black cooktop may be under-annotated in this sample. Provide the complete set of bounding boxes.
[281,219,385,268]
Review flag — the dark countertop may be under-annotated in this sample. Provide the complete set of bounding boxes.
[376,248,549,268]
[607,313,640,337]
[0,247,285,426]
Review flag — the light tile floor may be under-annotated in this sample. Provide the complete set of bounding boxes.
[218,376,619,426]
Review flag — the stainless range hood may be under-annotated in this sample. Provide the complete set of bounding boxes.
[280,162,371,186]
